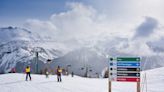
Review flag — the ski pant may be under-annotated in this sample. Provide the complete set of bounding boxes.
[46,74,49,78]
[57,75,62,82]
[26,72,31,81]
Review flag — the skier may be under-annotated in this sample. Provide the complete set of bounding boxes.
[46,71,49,78]
[71,72,74,77]
[25,66,31,81]
[10,68,16,73]
[45,68,49,78]
[56,66,62,82]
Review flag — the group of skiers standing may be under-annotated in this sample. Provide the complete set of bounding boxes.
[25,65,68,82]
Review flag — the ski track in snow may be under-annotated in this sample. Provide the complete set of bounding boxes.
[0,67,164,92]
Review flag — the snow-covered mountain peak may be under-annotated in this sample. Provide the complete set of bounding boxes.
[0,26,37,43]
[0,26,69,73]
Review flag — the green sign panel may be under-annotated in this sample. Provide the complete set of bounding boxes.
[117,57,140,61]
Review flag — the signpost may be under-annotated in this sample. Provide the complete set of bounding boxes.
[108,57,141,92]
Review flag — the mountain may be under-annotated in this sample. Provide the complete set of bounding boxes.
[50,48,108,77]
[1,26,164,76]
[0,26,35,42]
[0,27,68,73]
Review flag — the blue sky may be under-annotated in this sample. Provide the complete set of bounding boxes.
[0,0,132,27]
[0,0,88,27]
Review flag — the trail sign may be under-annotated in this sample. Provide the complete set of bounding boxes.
[117,57,140,61]
[108,57,141,92]
[117,62,140,67]
[117,67,140,71]
[109,57,141,82]
[117,72,140,77]
[117,77,140,82]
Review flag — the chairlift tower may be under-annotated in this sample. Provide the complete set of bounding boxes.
[32,47,41,74]
[35,51,39,74]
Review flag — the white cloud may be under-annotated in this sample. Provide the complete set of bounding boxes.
[23,2,164,56]
[122,41,155,56]
[24,2,123,42]
[134,17,158,38]
[50,2,97,40]
[24,19,57,39]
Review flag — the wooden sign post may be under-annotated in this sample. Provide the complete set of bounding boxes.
[108,67,112,92]
[108,57,141,92]
[137,82,140,92]
[109,81,112,92]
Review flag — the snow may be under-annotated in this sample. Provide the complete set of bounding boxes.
[0,74,107,92]
[0,67,164,92]
[143,67,164,92]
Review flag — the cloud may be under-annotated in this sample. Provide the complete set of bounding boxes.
[23,2,164,56]
[24,19,57,39]
[24,2,116,43]
[49,2,97,40]
[123,40,155,56]
[90,0,164,22]
[134,17,159,38]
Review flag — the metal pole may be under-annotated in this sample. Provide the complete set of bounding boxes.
[36,52,39,74]
[84,66,88,77]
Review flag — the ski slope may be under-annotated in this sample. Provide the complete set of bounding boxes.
[0,67,164,92]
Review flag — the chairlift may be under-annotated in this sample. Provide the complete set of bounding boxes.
[67,65,71,67]
[47,59,52,63]
[6,51,11,54]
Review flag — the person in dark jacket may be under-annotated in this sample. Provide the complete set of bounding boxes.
[71,72,74,77]
[56,66,62,82]
[25,66,31,81]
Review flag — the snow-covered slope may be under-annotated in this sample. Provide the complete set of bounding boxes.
[0,67,164,92]
[0,27,69,73]
[143,67,164,92]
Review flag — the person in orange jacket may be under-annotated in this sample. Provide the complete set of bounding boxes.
[25,66,31,81]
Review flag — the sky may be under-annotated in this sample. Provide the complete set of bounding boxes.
[0,0,163,26]
[0,0,74,26]
[0,0,164,56]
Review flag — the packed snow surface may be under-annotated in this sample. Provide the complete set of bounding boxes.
[0,67,164,92]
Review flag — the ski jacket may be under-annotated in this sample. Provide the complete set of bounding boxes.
[26,67,30,73]
[58,69,62,73]
[57,68,62,75]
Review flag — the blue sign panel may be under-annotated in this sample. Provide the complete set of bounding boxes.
[117,62,140,67]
